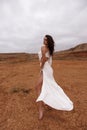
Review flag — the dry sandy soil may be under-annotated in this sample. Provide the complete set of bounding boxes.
[0,59,87,130]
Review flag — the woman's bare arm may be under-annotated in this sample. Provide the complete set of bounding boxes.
[40,46,48,69]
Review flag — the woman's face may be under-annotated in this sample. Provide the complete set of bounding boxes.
[43,37,48,46]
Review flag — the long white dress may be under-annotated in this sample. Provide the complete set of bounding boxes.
[36,48,74,111]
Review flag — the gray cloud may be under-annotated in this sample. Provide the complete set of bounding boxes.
[0,0,87,53]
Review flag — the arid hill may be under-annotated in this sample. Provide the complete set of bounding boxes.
[58,43,87,52]
[54,43,87,60]
[0,43,87,63]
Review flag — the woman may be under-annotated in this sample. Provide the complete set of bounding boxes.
[35,35,73,120]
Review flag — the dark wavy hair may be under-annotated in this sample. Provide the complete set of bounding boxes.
[45,35,55,56]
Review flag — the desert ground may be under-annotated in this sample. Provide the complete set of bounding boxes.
[0,58,87,130]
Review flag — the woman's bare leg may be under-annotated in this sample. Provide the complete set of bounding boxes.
[35,71,44,120]
[35,71,43,96]
[38,101,44,120]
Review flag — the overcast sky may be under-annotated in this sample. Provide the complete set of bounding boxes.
[0,0,87,53]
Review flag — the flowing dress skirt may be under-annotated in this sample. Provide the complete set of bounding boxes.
[36,61,73,111]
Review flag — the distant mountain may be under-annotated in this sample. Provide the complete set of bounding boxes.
[54,43,87,60]
[57,43,87,53]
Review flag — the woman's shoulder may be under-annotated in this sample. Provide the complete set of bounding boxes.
[41,45,47,52]
[41,44,49,51]
[41,44,46,48]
